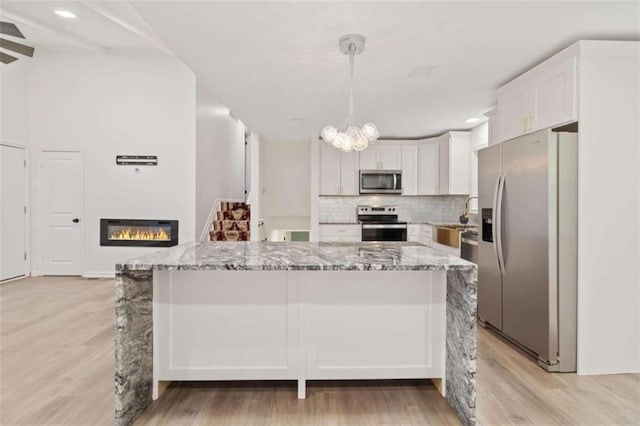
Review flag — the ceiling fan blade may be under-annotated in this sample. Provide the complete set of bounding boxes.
[0,51,18,64]
[0,22,25,39]
[0,37,34,57]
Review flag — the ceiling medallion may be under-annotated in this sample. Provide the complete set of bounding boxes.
[321,34,379,152]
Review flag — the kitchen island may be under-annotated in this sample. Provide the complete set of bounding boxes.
[114,242,477,425]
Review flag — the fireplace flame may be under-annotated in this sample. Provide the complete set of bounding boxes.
[109,227,170,241]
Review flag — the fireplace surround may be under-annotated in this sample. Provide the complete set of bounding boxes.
[100,219,178,247]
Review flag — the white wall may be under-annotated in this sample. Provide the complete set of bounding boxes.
[195,82,246,238]
[1,59,31,277]
[247,132,261,241]
[0,60,28,146]
[260,138,310,238]
[27,52,196,276]
[577,41,640,374]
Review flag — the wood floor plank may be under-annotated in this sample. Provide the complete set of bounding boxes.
[1,277,638,425]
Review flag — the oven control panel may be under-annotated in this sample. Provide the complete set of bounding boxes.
[357,205,397,215]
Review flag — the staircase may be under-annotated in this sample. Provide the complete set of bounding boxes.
[209,201,251,241]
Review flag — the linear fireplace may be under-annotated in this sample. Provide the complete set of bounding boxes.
[100,219,179,247]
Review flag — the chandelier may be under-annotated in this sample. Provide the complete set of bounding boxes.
[321,34,379,152]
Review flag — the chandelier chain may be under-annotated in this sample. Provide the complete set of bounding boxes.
[348,43,355,117]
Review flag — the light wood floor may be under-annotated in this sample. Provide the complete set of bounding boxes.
[1,277,638,425]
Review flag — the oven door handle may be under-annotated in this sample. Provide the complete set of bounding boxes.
[362,224,408,229]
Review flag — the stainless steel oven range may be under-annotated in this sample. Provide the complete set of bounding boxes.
[358,205,407,242]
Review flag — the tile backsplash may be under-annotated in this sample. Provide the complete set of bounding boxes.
[319,195,469,224]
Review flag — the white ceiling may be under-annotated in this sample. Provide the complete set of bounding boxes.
[131,1,639,141]
[0,1,170,52]
[3,2,638,141]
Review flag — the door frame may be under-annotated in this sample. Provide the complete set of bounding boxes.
[38,149,84,276]
[0,142,30,282]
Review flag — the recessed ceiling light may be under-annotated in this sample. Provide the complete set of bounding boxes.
[54,10,77,19]
[465,117,481,124]
[207,105,230,116]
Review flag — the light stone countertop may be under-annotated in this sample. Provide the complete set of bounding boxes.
[116,241,476,273]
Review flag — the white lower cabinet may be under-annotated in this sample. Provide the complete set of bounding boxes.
[155,270,447,394]
[319,224,361,242]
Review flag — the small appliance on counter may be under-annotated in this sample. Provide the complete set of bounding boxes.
[357,205,407,241]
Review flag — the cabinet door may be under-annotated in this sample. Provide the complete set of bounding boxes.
[320,143,340,195]
[438,136,450,195]
[497,84,529,142]
[359,146,378,170]
[418,142,439,195]
[340,151,359,195]
[530,57,576,131]
[448,133,471,195]
[378,144,402,170]
[401,145,418,196]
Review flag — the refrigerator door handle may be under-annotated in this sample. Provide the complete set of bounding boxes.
[496,173,506,274]
[491,174,502,273]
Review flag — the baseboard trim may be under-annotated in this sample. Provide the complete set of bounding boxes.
[83,272,116,279]
[0,275,28,284]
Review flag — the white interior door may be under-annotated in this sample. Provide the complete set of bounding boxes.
[0,145,27,281]
[41,151,83,275]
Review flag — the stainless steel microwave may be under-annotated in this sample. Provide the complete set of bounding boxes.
[359,170,402,194]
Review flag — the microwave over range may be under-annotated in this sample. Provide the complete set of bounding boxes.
[359,170,402,194]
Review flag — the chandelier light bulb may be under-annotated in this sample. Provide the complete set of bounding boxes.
[353,133,369,151]
[321,125,338,142]
[341,134,353,152]
[361,123,380,142]
[333,132,348,150]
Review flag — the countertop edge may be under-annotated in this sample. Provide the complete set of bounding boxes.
[116,263,476,273]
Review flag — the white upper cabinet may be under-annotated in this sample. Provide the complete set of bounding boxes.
[418,140,440,195]
[340,150,359,195]
[494,48,577,144]
[377,144,402,170]
[320,143,359,195]
[530,57,577,131]
[401,144,418,196]
[497,82,530,142]
[358,146,378,170]
[320,135,470,197]
[320,142,340,195]
[358,143,402,171]
[438,132,471,195]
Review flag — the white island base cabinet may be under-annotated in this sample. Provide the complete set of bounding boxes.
[153,270,446,399]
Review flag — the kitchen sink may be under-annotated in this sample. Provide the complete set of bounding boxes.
[438,224,477,230]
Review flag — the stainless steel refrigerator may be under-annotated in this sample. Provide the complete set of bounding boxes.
[477,128,577,372]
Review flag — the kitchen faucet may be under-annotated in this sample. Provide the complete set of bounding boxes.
[460,196,478,224]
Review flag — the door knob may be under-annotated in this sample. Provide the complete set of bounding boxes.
[72,218,80,223]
